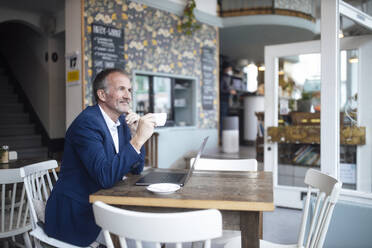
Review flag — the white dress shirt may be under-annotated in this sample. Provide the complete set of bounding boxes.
[98,105,141,154]
[98,105,121,153]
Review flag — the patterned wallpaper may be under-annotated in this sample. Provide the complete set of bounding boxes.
[84,0,219,128]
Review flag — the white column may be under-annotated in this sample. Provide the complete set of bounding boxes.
[65,0,83,129]
[321,0,340,177]
[264,46,278,178]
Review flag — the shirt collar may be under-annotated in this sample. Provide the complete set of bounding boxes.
[98,104,121,131]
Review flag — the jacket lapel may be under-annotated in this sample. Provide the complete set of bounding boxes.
[93,105,117,154]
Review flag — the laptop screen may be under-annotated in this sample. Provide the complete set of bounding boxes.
[183,136,209,185]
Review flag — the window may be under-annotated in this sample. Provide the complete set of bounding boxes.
[133,73,196,127]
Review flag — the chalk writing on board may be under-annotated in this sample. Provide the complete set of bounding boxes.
[201,47,215,110]
[92,23,125,79]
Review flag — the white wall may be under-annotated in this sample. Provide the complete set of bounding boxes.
[48,32,66,138]
[65,0,83,128]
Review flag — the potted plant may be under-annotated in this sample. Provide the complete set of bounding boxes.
[0,145,9,164]
[297,92,313,112]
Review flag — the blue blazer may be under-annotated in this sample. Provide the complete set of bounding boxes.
[45,105,145,246]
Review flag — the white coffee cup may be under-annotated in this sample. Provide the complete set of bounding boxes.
[153,113,167,127]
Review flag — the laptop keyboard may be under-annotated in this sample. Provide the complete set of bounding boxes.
[139,172,185,184]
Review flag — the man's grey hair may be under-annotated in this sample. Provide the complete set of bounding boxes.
[93,68,128,102]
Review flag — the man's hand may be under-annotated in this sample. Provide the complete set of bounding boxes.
[130,113,156,151]
[125,109,140,135]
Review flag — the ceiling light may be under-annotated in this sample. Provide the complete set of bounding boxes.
[348,50,358,63]
[348,57,358,63]
[339,30,344,38]
[278,70,284,75]
[258,65,265,71]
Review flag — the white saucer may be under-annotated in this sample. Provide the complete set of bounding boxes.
[146,183,181,194]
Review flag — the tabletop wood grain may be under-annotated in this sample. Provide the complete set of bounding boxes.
[90,169,274,211]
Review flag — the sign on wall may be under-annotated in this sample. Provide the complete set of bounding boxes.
[91,23,125,80]
[201,47,215,110]
[66,52,81,87]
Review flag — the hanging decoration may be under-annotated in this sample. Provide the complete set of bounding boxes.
[178,0,201,35]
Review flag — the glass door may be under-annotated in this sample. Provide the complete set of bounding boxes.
[264,36,372,209]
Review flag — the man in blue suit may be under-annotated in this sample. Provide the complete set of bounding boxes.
[45,68,156,246]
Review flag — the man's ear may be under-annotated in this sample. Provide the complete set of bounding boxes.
[97,89,106,102]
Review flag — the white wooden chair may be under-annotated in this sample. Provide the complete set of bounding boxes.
[190,157,258,246]
[224,169,342,248]
[92,201,222,248]
[21,160,87,248]
[0,168,32,248]
[191,158,258,171]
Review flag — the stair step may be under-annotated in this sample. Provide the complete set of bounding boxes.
[0,124,35,136]
[0,113,29,124]
[16,147,48,159]
[0,75,9,83]
[0,89,15,96]
[0,134,42,149]
[0,95,19,103]
[0,103,24,113]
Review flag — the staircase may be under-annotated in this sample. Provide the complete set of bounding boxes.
[0,63,48,159]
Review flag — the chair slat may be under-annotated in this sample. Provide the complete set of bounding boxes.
[310,195,329,248]
[40,174,49,201]
[204,239,211,248]
[52,169,58,182]
[16,186,26,228]
[46,171,54,192]
[30,174,38,200]
[103,230,114,248]
[305,192,323,248]
[9,183,17,230]
[316,202,336,247]
[35,172,43,201]
[2,184,5,232]
[135,240,143,248]
[119,237,128,248]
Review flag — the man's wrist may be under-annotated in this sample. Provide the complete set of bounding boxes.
[130,137,142,152]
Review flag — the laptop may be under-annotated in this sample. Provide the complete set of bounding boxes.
[135,136,209,186]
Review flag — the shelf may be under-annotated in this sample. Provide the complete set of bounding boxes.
[267,126,366,145]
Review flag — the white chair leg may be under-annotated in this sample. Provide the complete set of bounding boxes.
[23,232,32,248]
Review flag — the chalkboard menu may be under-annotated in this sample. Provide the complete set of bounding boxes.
[201,47,215,110]
[92,23,125,79]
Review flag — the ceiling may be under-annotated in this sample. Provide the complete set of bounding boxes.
[220,24,316,66]
[0,0,63,14]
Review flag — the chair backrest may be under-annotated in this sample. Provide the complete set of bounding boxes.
[191,158,257,171]
[0,168,31,238]
[20,160,58,229]
[297,169,342,248]
[93,201,222,248]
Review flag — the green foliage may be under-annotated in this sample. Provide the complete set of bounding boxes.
[301,91,312,100]
[178,0,201,35]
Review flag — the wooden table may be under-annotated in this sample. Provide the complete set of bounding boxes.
[0,158,49,169]
[90,169,274,248]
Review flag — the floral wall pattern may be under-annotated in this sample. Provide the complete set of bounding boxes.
[84,0,219,128]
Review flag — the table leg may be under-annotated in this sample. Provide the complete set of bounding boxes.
[240,211,260,248]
